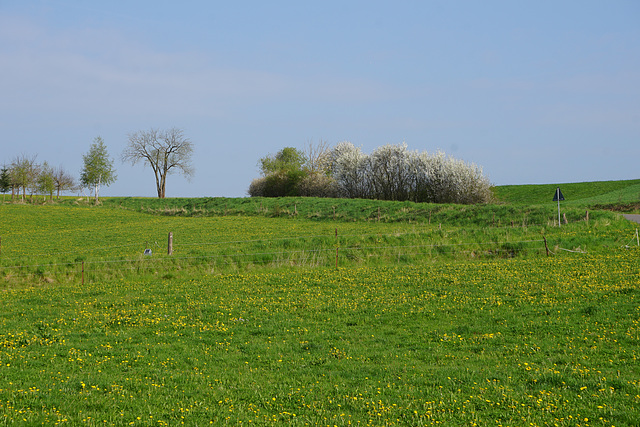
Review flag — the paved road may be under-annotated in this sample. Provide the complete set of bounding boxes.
[623,214,640,224]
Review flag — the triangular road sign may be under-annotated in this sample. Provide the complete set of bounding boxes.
[553,187,565,202]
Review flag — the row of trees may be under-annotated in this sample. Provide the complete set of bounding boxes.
[1,128,194,202]
[0,156,75,201]
[249,142,493,204]
[0,137,117,202]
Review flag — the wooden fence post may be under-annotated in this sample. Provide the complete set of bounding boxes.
[168,232,173,255]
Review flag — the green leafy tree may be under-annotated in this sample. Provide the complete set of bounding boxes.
[37,161,56,201]
[259,147,307,176]
[249,143,343,198]
[80,137,117,203]
[11,154,39,201]
[250,147,308,197]
[0,166,10,200]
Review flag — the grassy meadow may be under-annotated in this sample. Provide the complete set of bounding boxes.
[0,179,639,425]
[492,179,640,208]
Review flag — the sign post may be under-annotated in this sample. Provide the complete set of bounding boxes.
[552,187,565,227]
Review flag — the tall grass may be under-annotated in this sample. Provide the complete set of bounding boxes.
[0,203,635,288]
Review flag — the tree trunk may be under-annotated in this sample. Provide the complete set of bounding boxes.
[154,168,163,198]
[94,174,101,203]
[158,170,166,198]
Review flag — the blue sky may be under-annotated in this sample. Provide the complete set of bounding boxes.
[1,1,639,197]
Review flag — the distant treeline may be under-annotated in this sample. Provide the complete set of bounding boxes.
[0,155,77,201]
[249,142,493,204]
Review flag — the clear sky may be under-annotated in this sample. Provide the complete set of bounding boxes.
[1,1,639,197]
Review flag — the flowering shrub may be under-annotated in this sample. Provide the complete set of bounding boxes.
[330,142,493,204]
[250,142,493,204]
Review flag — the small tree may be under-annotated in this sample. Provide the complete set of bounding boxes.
[80,137,117,203]
[53,165,77,199]
[5,164,18,199]
[259,147,307,176]
[122,128,194,198]
[250,147,308,197]
[329,142,369,199]
[0,166,10,201]
[37,161,56,201]
[303,140,332,174]
[368,143,412,201]
[11,154,39,201]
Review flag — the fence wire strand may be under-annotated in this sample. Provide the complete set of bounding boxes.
[0,236,551,273]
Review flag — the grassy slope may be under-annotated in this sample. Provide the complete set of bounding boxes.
[493,178,640,207]
[49,179,640,227]
[8,177,640,210]
[97,178,640,217]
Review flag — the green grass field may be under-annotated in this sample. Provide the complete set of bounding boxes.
[492,179,640,207]
[0,179,639,425]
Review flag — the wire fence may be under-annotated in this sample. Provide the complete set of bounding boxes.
[0,233,553,284]
[1,217,637,284]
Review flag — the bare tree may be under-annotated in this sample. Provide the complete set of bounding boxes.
[122,128,194,198]
[303,139,331,174]
[53,165,77,199]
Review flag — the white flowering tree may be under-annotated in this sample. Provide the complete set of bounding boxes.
[368,143,413,201]
[328,142,492,204]
[329,141,369,199]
